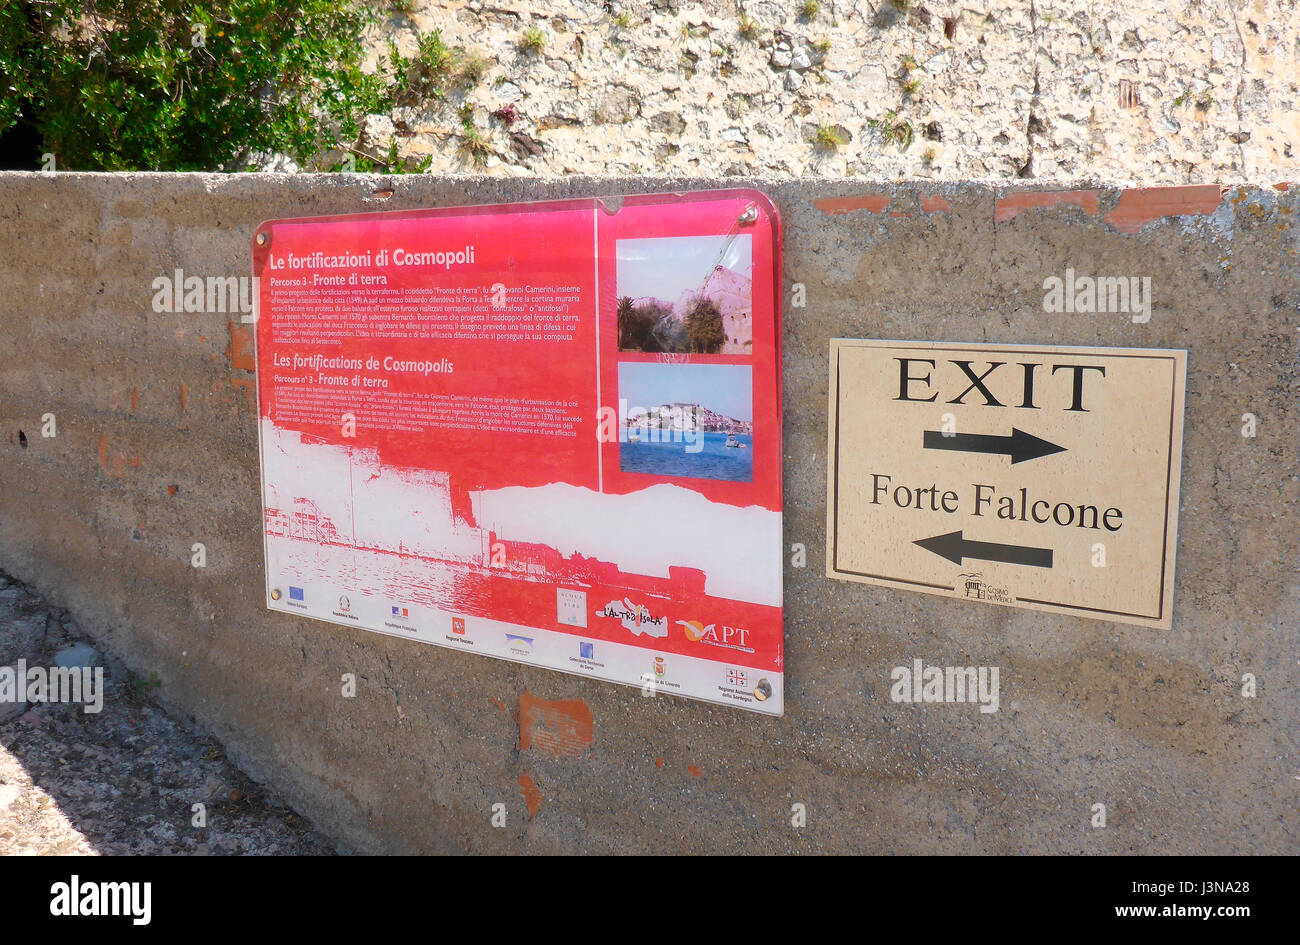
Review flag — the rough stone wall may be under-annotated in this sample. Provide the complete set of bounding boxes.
[354,1,1299,182]
[0,173,1296,854]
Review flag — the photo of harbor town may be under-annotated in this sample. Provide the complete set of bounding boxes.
[617,362,754,482]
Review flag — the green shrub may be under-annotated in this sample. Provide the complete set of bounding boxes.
[0,0,388,171]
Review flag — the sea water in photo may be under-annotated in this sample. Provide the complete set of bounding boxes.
[619,431,754,482]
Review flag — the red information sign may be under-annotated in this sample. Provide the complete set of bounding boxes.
[253,190,783,713]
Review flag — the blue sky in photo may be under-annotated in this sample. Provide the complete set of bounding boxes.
[618,362,752,420]
[615,234,752,300]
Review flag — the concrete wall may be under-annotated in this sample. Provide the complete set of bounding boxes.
[0,173,1295,854]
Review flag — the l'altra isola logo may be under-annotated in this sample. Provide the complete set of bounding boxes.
[594,598,669,638]
[151,268,256,320]
[50,875,151,925]
[890,659,1000,714]
[1042,267,1151,323]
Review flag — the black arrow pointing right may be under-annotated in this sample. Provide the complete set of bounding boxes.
[922,427,1066,464]
[914,530,1054,568]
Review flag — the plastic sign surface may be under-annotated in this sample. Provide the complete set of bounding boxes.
[828,340,1186,629]
[254,190,784,714]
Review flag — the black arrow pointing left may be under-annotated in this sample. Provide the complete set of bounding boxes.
[914,530,1054,568]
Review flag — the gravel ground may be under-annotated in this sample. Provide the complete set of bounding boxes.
[0,570,336,855]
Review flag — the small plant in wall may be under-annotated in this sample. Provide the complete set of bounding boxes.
[814,124,849,151]
[416,30,454,78]
[799,0,819,20]
[520,26,546,54]
[897,54,921,94]
[458,104,492,165]
[870,109,914,149]
[458,52,491,86]
[460,126,492,165]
